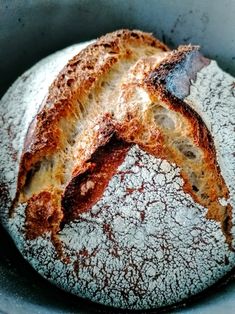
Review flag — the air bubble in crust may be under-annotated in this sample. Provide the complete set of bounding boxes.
[154,114,175,130]
[153,106,176,130]
[174,139,200,161]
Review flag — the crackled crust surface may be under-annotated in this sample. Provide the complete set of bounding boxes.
[0,30,235,310]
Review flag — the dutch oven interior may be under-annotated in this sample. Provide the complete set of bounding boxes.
[0,1,235,313]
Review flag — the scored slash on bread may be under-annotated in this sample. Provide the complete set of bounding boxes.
[15,30,232,248]
[16,30,169,238]
[1,29,235,310]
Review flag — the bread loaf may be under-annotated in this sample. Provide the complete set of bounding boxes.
[0,29,234,310]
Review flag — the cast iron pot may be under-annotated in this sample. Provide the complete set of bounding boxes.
[1,1,235,313]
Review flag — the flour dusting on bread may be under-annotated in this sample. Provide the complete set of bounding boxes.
[0,30,235,311]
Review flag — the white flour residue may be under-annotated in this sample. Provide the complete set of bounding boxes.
[9,145,235,310]
[185,61,235,246]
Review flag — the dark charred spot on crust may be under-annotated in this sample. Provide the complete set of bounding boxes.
[102,43,112,48]
[61,135,131,224]
[147,47,214,156]
[67,78,74,87]
[131,32,140,39]
[192,185,199,192]
[149,46,210,99]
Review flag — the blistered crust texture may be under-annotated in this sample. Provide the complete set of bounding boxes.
[8,146,235,310]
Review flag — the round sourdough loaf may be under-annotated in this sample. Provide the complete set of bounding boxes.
[0,30,235,310]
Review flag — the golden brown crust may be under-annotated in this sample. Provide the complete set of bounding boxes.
[15,29,168,239]
[18,29,168,190]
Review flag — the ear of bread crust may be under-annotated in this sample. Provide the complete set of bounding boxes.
[115,46,232,248]
[147,47,233,247]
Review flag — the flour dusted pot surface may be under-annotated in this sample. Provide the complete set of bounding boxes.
[0,30,235,310]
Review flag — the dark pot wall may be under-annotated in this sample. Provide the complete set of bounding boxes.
[0,1,235,313]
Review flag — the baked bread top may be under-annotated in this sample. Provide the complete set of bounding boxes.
[0,29,235,310]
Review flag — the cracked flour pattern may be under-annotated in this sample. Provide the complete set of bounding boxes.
[8,146,235,310]
[185,61,235,247]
